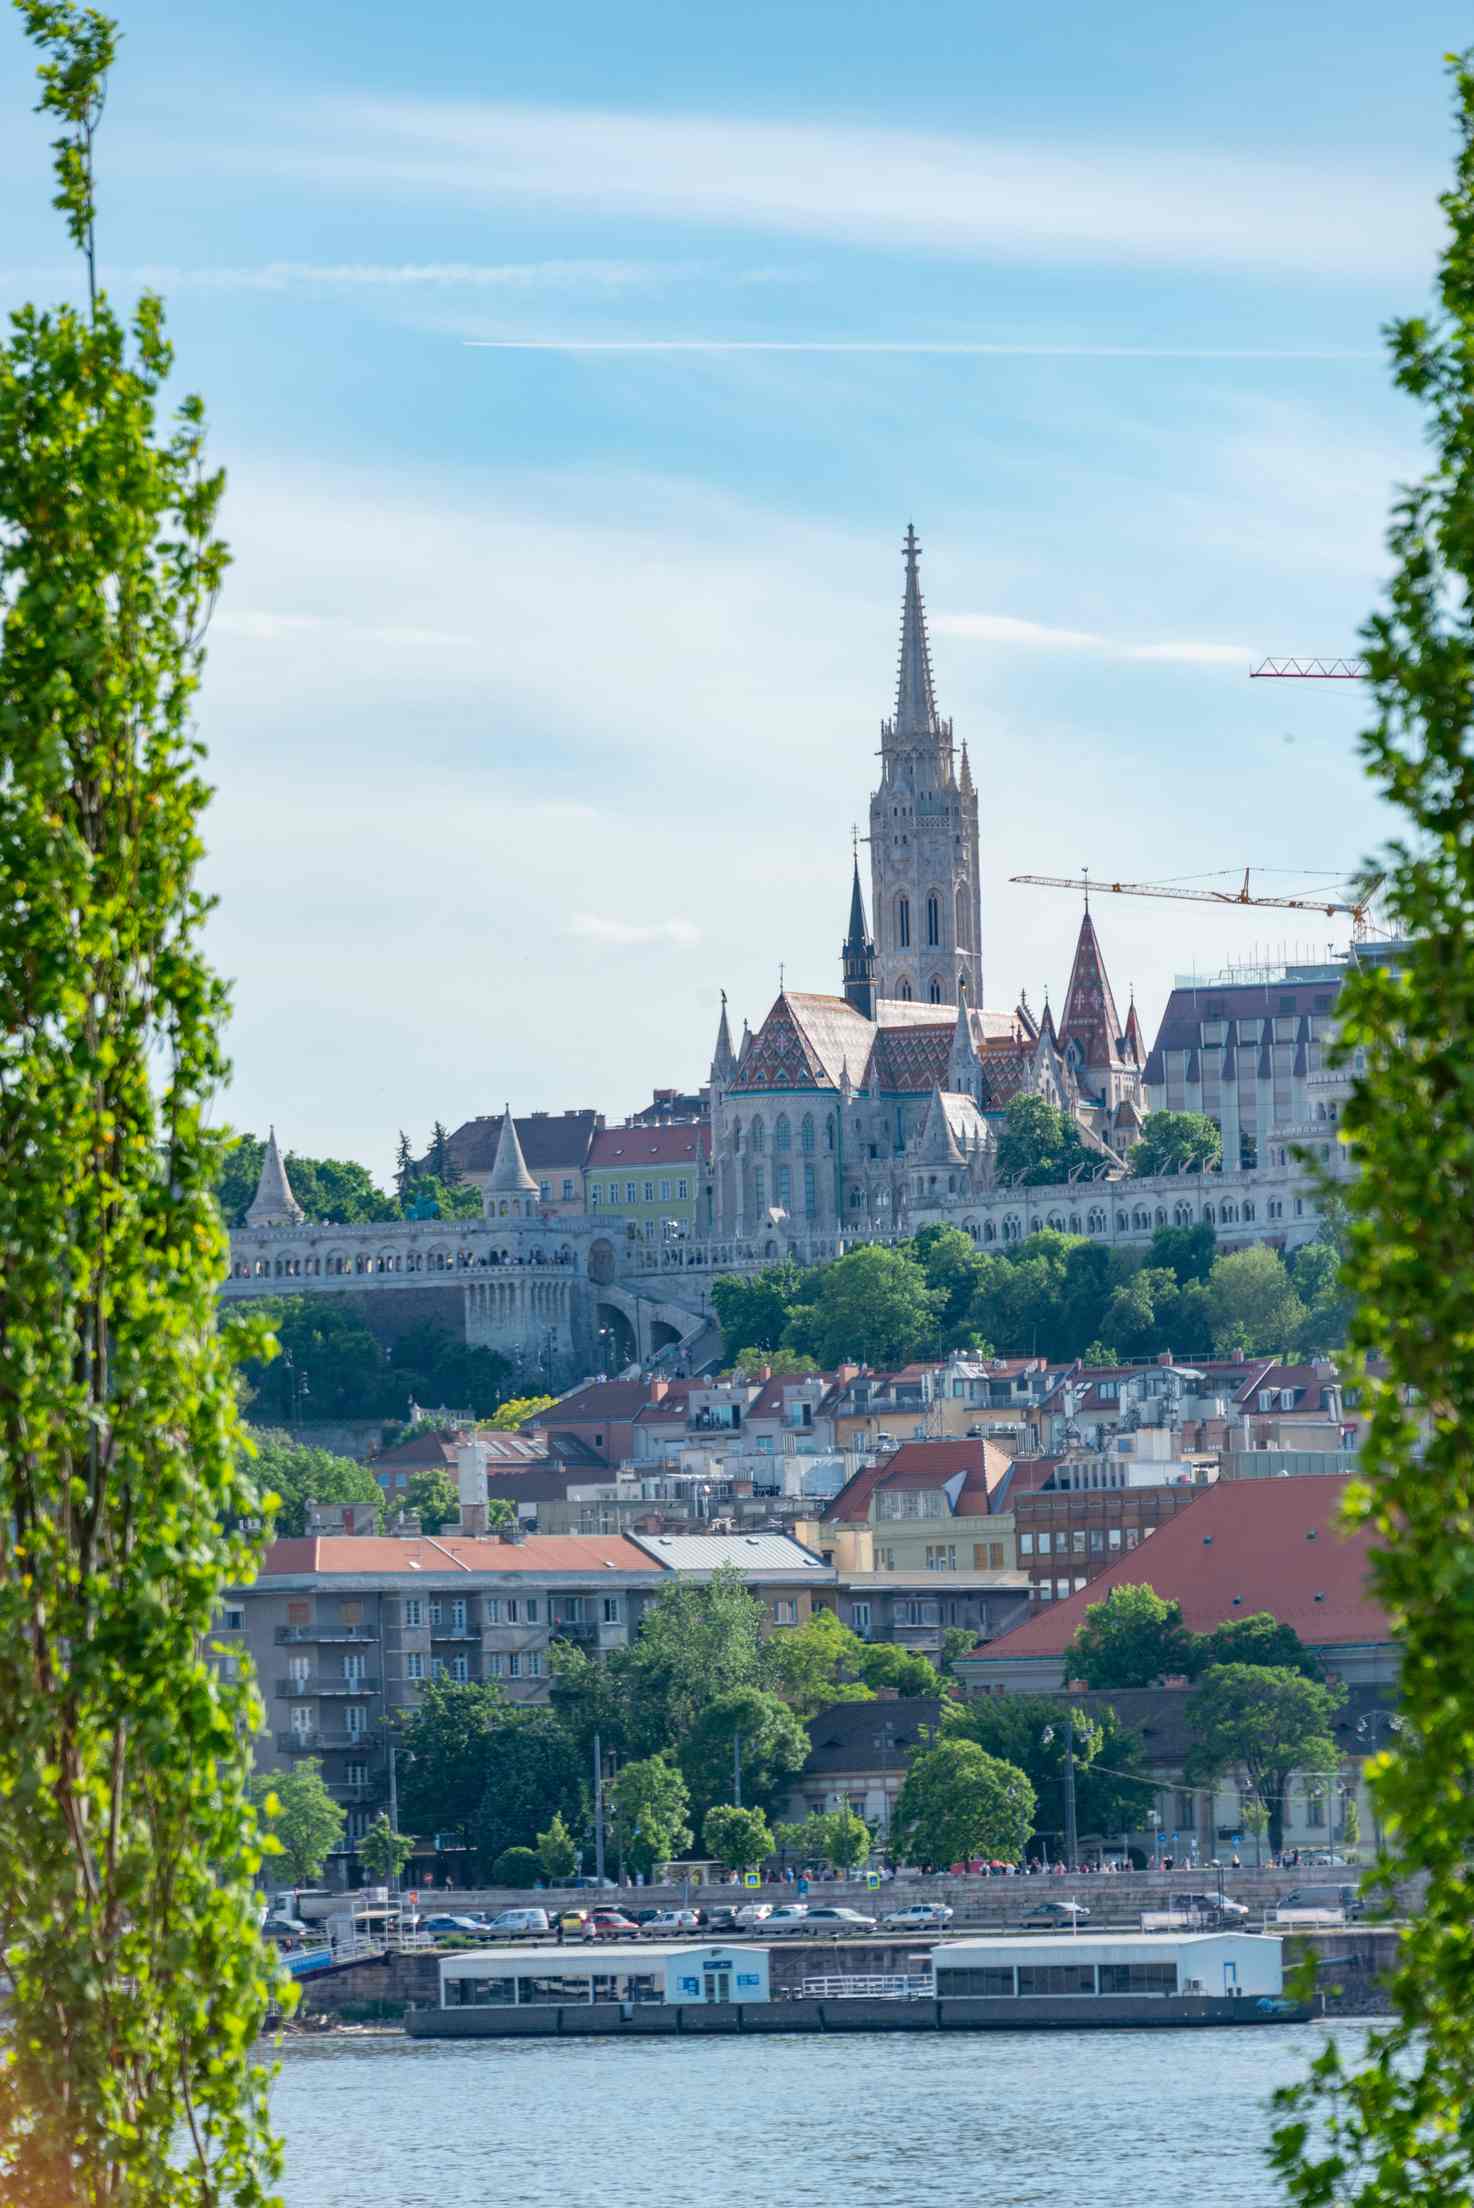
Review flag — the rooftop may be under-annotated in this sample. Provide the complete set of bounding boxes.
[626,1531,833,1574]
[254,1533,657,1578]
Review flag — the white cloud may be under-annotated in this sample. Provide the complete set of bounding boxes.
[569,914,702,947]
[214,609,476,649]
[270,97,1438,281]
[935,612,1248,666]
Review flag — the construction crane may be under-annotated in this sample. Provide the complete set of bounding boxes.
[1011,867,1383,938]
[1249,657,1368,679]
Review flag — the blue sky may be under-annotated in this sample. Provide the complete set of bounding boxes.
[0,0,1460,1176]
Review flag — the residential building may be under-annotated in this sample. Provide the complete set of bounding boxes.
[817,1437,1015,1572]
[778,1696,942,1836]
[822,1570,1030,1657]
[586,1122,705,1243]
[438,1109,604,1217]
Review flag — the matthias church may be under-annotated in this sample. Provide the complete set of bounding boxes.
[708,528,1148,1242]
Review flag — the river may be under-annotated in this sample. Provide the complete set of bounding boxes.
[269,2020,1369,2207]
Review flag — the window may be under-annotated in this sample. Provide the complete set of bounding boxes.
[449,1599,466,1630]
[936,1966,1017,1997]
[525,1598,539,1623]
[527,1651,542,1678]
[1019,1533,1034,1556]
[1072,1530,1087,1553]
[602,1596,621,1624]
[429,1602,443,1627]
[1055,1578,1070,1599]
[800,1115,815,1153]
[1037,1531,1052,1555]
[452,1655,469,1683]
[506,1599,520,1624]
[485,1598,501,1624]
[1098,1964,1177,1996]
[928,978,942,1003]
[431,1656,446,1681]
[345,1704,366,1738]
[626,1182,636,1204]
[803,1163,816,1217]
[988,1542,1004,1570]
[926,893,940,947]
[406,1652,425,1681]
[403,1599,423,1628]
[486,1653,503,1676]
[677,1179,689,1200]
[775,1164,791,1208]
[772,1599,798,1625]
[1017,1964,1097,1997]
[1108,1529,1122,1550]
[851,1601,872,1635]
[660,1179,671,1201]
[538,1180,550,1200]
[287,1600,309,1627]
[899,980,912,1000]
[753,1166,766,1209]
[346,1763,368,1788]
[221,1606,244,1632]
[562,1178,574,1200]
[897,896,911,948]
[644,1181,654,1203]
[925,1544,958,1571]
[775,1115,791,1151]
[507,1653,521,1679]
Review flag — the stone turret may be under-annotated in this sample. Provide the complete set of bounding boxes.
[841,857,876,1018]
[486,1106,540,1219]
[245,1126,305,1228]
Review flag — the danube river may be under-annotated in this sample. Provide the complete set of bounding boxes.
[270,2021,1368,2207]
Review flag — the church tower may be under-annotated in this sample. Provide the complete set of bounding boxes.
[868,526,983,1008]
[840,855,876,1018]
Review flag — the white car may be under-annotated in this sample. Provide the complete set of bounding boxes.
[734,1902,773,1926]
[881,1902,954,1931]
[762,1905,812,1935]
[645,1909,700,1936]
[801,1906,877,1937]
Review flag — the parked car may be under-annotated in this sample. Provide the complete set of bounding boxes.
[1280,1884,1364,1920]
[801,1906,877,1937]
[420,1913,491,1938]
[631,1908,664,1927]
[1298,1853,1350,1868]
[555,1909,590,1935]
[1169,1892,1249,1924]
[485,1907,551,1940]
[762,1905,812,1936]
[734,1902,773,1927]
[644,1908,700,1936]
[583,1910,642,1941]
[261,1915,310,1942]
[1020,1899,1091,1930]
[881,1903,954,1931]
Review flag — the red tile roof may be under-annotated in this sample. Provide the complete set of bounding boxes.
[442,1110,602,1173]
[588,1124,704,1168]
[257,1533,656,1576]
[526,1380,682,1426]
[823,1438,1011,1523]
[974,1475,1386,1660]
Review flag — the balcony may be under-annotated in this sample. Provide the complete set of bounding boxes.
[275,1677,380,1698]
[428,1624,479,1641]
[275,1623,380,1645]
[275,1727,378,1754]
[550,1617,597,1644]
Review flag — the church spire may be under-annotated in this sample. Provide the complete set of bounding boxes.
[841,855,876,1019]
[893,523,941,738]
[246,1125,305,1228]
[711,991,737,1084]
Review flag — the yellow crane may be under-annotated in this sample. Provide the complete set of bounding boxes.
[1011,867,1383,938]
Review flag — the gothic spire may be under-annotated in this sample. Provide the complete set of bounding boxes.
[245,1125,304,1228]
[893,523,941,738]
[1058,909,1126,1079]
[488,1104,539,1195]
[841,854,876,1019]
[712,991,737,1084]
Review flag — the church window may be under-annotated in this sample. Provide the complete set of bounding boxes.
[750,1116,765,1151]
[800,1115,815,1153]
[825,1116,835,1151]
[899,980,913,1001]
[928,979,943,1004]
[732,1120,742,1152]
[775,1115,791,1151]
[754,1167,766,1210]
[926,893,940,947]
[983,1221,996,1243]
[956,884,969,950]
[849,1187,862,1207]
[1242,1200,1256,1221]
[897,897,911,948]
[803,1164,817,1217]
[775,1164,792,1209]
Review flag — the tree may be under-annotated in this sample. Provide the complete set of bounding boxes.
[761,1609,872,1718]
[1184,1664,1343,1855]
[857,1643,944,1699]
[0,14,278,2194]
[1205,1246,1306,1356]
[944,1696,1152,1853]
[395,1678,506,1849]
[1287,1238,1355,1355]
[1149,1220,1218,1284]
[1129,1110,1222,1178]
[246,1426,384,1537]
[620,1567,767,1754]
[940,1626,979,1677]
[779,1806,872,1872]
[891,1740,1035,1869]
[472,1712,582,1875]
[394,1129,415,1200]
[914,1223,984,1338]
[710,1261,809,1358]
[404,1173,483,1222]
[405,1465,460,1533]
[535,1810,577,1881]
[786,1243,939,1368]
[358,1813,414,1887]
[608,1756,692,1877]
[238,1297,511,1422]
[993,1093,1093,1186]
[680,1688,812,1821]
[1063,1584,1195,1690]
[430,1119,452,1180]
[485,1394,557,1431]
[1191,1611,1321,1680]
[252,1760,346,1886]
[703,1805,774,1873]
[491,1846,542,1887]
[723,1346,819,1380]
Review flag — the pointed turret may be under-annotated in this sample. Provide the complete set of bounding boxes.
[1057,908,1127,1099]
[711,992,737,1085]
[1038,993,1058,1048]
[893,523,942,738]
[1123,992,1145,1067]
[841,857,876,1018]
[487,1105,539,1216]
[916,1084,965,1166]
[959,739,974,794]
[246,1126,304,1228]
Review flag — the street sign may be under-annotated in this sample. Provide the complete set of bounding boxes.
[742,1870,761,1889]
[865,1871,881,1889]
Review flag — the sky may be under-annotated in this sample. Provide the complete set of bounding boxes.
[0,0,1461,1179]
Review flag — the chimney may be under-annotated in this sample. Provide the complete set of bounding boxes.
[455,1441,487,1537]
[649,1377,669,1402]
[499,1525,526,1546]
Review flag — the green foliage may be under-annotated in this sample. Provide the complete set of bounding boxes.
[357,1813,414,1886]
[856,1643,943,1698]
[1148,1220,1218,1284]
[1063,1584,1195,1690]
[491,1846,542,1887]
[939,1626,980,1677]
[891,1739,1036,1868]
[1205,1246,1306,1356]
[785,1243,940,1368]
[680,1688,812,1822]
[404,1465,459,1533]
[472,1712,582,1875]
[760,1608,872,1718]
[535,1810,577,1881]
[246,1425,384,1538]
[252,1760,346,1886]
[1286,1238,1355,1354]
[619,1567,768,1753]
[214,1133,399,1227]
[404,1173,483,1222]
[1129,1110,1222,1178]
[1341,1794,1361,1853]
[239,1297,512,1422]
[943,1696,1152,1850]
[779,1806,871,1871]
[608,1755,692,1877]
[395,1678,507,1849]
[722,1346,820,1380]
[485,1394,557,1431]
[994,1092,1094,1186]
[0,12,281,2192]
[710,1261,812,1358]
[702,1804,774,1872]
[1193,1611,1321,1680]
[1184,1664,1343,1854]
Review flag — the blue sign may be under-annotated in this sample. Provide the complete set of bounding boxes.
[679,1976,699,1993]
[737,1973,760,1988]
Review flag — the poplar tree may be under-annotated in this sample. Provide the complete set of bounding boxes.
[0,5,281,2200]
[1273,50,1474,2208]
